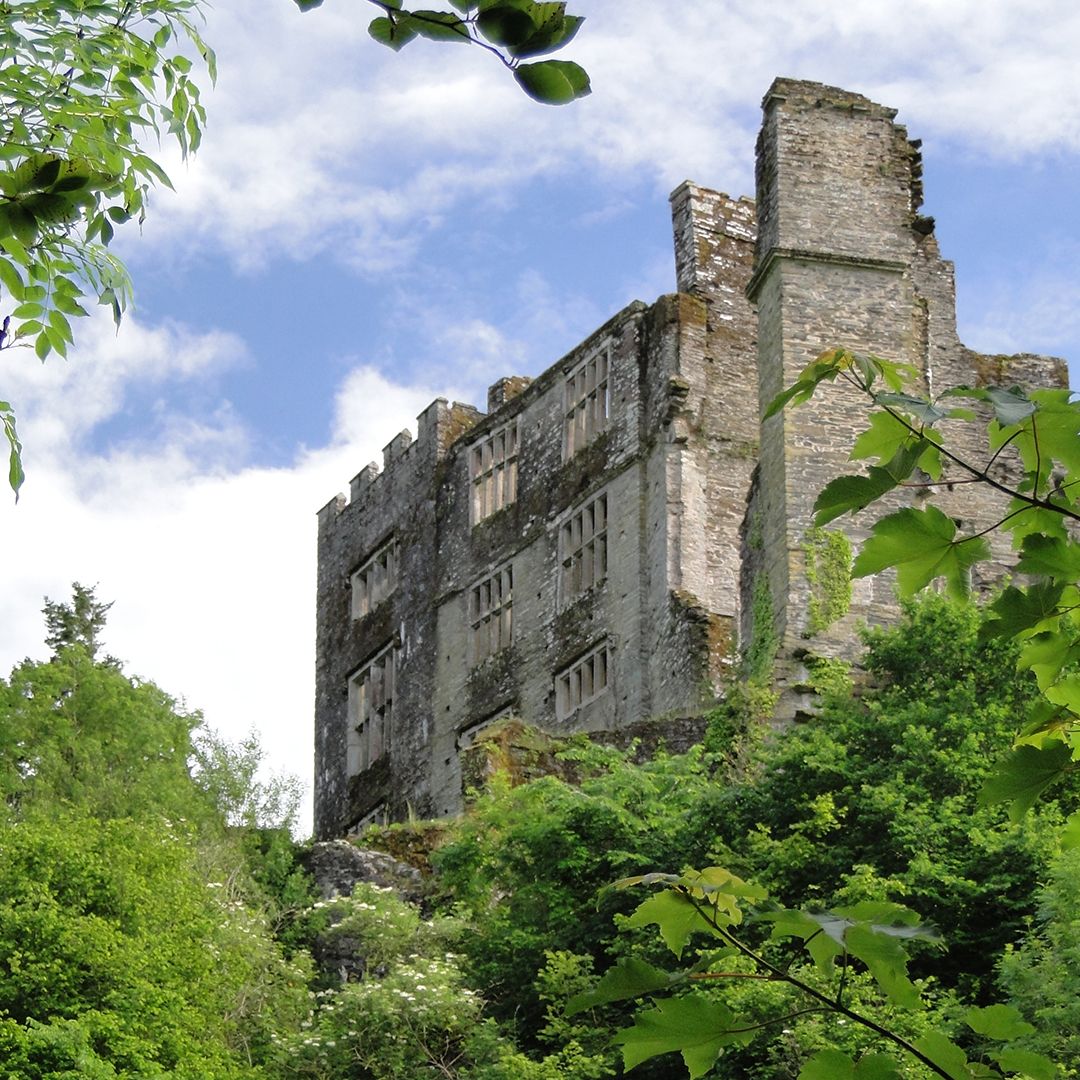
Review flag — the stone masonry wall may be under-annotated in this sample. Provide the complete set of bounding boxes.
[315,77,1070,836]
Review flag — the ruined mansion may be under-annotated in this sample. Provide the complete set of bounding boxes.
[314,78,1067,839]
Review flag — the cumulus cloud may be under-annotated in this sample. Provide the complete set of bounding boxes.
[0,312,462,832]
[132,0,1080,275]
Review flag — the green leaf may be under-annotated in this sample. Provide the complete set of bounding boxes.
[1,405,23,498]
[368,14,420,49]
[947,384,1037,427]
[764,351,849,419]
[990,1048,1056,1080]
[35,332,51,360]
[1045,673,1080,713]
[912,1031,971,1080]
[1061,807,1080,850]
[513,59,590,104]
[800,1049,857,1080]
[0,256,25,300]
[623,890,711,958]
[11,302,44,319]
[850,411,919,463]
[978,740,1073,820]
[48,307,73,343]
[852,506,991,599]
[565,958,676,1015]
[292,0,325,9]
[812,469,898,525]
[800,1050,903,1080]
[410,10,470,41]
[476,4,536,44]
[52,292,90,318]
[612,995,751,1078]
[844,923,921,1009]
[874,391,950,425]
[1017,632,1080,690]
[980,582,1065,641]
[1017,533,1080,580]
[760,907,843,972]
[511,12,585,58]
[963,1004,1035,1040]
[44,324,68,358]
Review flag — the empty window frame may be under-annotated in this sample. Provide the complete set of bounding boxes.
[470,420,519,524]
[559,490,608,606]
[457,704,516,750]
[555,642,611,720]
[350,537,400,619]
[346,643,397,775]
[470,565,513,664]
[563,348,609,458]
[349,802,389,834]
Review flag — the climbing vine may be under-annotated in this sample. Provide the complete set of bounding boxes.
[803,526,853,637]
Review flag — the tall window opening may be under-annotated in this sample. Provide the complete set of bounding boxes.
[559,490,608,606]
[563,348,609,458]
[347,642,397,774]
[555,642,610,720]
[470,564,513,664]
[351,537,400,619]
[470,420,519,524]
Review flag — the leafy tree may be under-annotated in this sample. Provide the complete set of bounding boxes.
[0,813,310,1078]
[42,580,113,660]
[997,847,1080,1074]
[0,589,317,1077]
[0,0,216,494]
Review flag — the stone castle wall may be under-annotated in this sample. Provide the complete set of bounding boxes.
[314,78,1067,838]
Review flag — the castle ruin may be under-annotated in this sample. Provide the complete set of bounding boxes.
[313,78,1067,839]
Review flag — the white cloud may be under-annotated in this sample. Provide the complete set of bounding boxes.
[129,0,1080,275]
[0,313,461,834]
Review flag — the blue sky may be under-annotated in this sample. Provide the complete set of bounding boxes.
[2,0,1079,831]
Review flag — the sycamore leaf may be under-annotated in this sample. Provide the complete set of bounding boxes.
[946,384,1037,427]
[912,1031,971,1080]
[1005,500,1070,547]
[978,740,1073,820]
[963,1004,1035,1040]
[981,582,1065,641]
[623,891,712,958]
[565,958,678,1015]
[813,469,899,525]
[1045,674,1080,713]
[1017,632,1080,690]
[1017,534,1080,580]
[763,349,850,419]
[1061,808,1080,850]
[844,923,922,1009]
[874,391,951,425]
[800,1049,903,1080]
[852,506,990,599]
[990,1048,1056,1080]
[800,1050,857,1079]
[612,995,752,1078]
[759,907,843,973]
